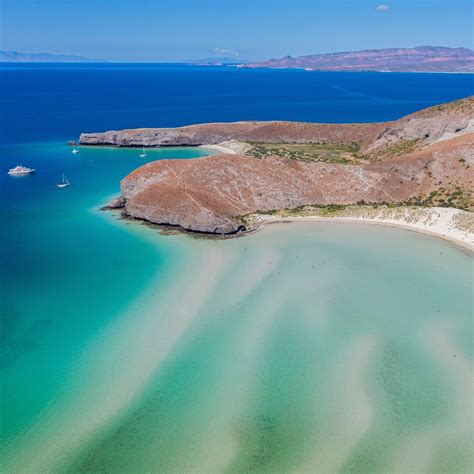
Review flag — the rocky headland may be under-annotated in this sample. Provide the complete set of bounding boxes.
[82,96,474,237]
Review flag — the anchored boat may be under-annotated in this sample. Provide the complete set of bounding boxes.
[57,174,70,188]
[8,165,35,176]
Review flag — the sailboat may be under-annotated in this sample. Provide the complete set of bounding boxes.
[57,173,70,188]
[139,146,147,158]
[71,148,79,154]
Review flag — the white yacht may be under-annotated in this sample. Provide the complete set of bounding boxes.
[71,148,79,154]
[8,165,35,176]
[57,174,70,188]
[139,146,147,158]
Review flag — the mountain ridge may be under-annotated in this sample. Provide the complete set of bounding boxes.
[240,46,474,73]
[0,50,100,63]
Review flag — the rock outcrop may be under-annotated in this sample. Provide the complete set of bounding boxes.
[368,96,474,155]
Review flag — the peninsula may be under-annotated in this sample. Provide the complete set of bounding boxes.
[81,97,474,242]
[240,46,474,73]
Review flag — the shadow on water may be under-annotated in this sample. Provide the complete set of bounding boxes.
[0,298,53,370]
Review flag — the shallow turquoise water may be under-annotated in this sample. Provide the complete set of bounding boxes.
[0,142,211,442]
[1,143,473,473]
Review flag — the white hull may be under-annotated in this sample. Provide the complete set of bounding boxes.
[57,173,70,188]
[8,167,35,175]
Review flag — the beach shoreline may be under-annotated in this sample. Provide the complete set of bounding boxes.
[110,202,474,252]
[199,143,238,155]
[242,207,474,252]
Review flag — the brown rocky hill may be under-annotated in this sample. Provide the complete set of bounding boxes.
[80,96,473,154]
[84,96,473,234]
[240,46,474,73]
[367,96,474,157]
[80,121,387,148]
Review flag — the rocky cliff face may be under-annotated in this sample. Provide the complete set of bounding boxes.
[97,96,473,234]
[368,96,474,155]
[80,122,386,147]
[241,46,474,73]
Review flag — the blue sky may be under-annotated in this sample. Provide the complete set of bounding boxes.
[1,0,473,61]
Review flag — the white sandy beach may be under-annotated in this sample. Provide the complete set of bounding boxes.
[200,143,237,155]
[200,140,251,155]
[246,207,474,251]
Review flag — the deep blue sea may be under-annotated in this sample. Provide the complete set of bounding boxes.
[0,64,473,473]
[1,63,473,145]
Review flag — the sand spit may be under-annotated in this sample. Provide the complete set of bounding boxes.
[390,321,474,473]
[298,336,376,472]
[176,246,283,472]
[202,254,288,472]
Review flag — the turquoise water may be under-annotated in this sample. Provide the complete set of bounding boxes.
[1,144,472,473]
[1,65,473,472]
[62,223,471,474]
[0,142,211,446]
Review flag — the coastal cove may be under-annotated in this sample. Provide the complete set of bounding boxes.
[2,208,473,472]
[1,65,473,472]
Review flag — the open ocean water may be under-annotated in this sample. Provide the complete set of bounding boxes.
[0,64,473,472]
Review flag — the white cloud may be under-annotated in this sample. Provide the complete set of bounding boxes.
[213,48,239,57]
[376,4,390,12]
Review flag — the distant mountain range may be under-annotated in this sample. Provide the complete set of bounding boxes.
[240,46,474,73]
[0,50,99,63]
[3,46,473,70]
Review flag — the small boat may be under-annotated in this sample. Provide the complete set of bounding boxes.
[57,173,70,188]
[139,146,147,158]
[8,165,35,175]
[71,148,79,154]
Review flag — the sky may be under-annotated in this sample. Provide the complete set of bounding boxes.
[0,0,473,61]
